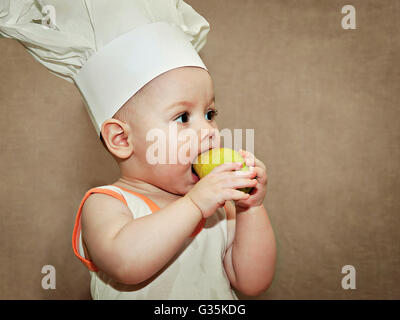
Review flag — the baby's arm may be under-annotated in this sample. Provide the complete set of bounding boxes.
[81,162,256,285]
[223,201,276,296]
[81,193,202,285]
[225,150,276,296]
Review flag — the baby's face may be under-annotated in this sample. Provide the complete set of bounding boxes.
[123,66,220,195]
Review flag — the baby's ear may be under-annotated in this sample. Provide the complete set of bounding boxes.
[100,132,107,150]
[100,119,134,160]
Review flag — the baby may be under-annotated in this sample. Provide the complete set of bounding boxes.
[72,66,276,299]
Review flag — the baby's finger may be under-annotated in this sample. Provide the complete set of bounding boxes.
[239,149,256,167]
[234,197,252,208]
[240,149,266,171]
[223,176,258,190]
[231,168,257,178]
[253,157,266,171]
[218,169,256,182]
[224,189,250,202]
[210,162,243,174]
[250,166,267,185]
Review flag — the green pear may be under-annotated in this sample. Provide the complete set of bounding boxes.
[192,147,253,194]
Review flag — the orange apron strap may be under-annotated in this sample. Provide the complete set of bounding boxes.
[72,187,127,272]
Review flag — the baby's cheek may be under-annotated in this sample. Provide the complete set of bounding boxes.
[154,164,180,179]
[168,164,186,177]
[158,165,190,194]
[177,140,200,163]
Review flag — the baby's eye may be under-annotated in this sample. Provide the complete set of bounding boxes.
[174,112,190,123]
[205,109,218,121]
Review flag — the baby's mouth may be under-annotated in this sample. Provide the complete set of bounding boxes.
[191,165,200,182]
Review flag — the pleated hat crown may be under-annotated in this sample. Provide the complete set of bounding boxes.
[0,0,210,136]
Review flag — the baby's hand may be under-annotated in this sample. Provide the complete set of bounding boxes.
[234,149,268,210]
[185,162,258,218]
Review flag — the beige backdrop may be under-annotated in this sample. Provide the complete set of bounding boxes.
[1,0,399,299]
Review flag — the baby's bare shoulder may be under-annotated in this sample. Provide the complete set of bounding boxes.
[82,192,132,219]
[81,192,133,241]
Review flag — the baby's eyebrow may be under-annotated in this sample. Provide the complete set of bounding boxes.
[166,95,215,111]
[167,100,194,110]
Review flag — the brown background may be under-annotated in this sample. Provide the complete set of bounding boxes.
[1,0,399,299]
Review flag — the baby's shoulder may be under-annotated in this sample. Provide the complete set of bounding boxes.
[81,188,133,223]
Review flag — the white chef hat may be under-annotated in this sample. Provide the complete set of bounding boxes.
[0,0,209,136]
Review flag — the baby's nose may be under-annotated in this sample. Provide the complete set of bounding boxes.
[200,127,220,149]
